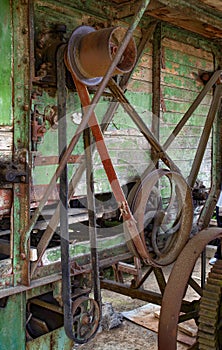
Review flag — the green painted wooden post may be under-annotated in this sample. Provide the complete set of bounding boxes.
[26,328,73,350]
[0,293,26,350]
[12,0,31,286]
[0,0,12,125]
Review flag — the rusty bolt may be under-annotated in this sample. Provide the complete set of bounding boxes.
[20,176,26,183]
[20,253,26,260]
[23,57,28,64]
[22,27,28,34]
[23,104,29,111]
[81,314,90,325]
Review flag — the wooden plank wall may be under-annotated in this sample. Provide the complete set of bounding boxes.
[161,38,214,188]
[4,0,214,205]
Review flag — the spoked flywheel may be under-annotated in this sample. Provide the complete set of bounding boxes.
[198,259,222,350]
[72,296,100,343]
[125,168,193,266]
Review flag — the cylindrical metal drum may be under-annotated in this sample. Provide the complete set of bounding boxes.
[67,25,137,86]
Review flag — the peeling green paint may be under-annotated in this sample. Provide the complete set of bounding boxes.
[0,1,12,125]
[45,233,126,263]
[26,327,73,350]
[0,293,26,350]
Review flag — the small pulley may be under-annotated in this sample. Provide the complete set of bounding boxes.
[72,296,100,343]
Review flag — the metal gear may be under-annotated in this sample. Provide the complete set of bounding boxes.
[198,259,222,350]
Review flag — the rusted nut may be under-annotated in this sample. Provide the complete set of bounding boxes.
[20,175,26,183]
[23,104,29,111]
[81,314,90,325]
[22,27,28,34]
[20,253,26,260]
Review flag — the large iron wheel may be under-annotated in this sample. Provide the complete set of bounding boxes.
[158,227,222,350]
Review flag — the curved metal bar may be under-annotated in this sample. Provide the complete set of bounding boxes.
[129,169,193,266]
[158,227,222,350]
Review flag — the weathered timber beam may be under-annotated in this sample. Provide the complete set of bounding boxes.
[100,279,195,313]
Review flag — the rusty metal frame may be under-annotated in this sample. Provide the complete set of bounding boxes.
[152,22,161,142]
[26,0,152,248]
[187,84,222,188]
[30,19,157,278]
[67,68,150,262]
[29,19,222,280]
[108,79,181,173]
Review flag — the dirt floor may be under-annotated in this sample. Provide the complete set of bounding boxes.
[72,256,212,350]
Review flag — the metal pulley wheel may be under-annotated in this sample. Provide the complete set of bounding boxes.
[72,296,100,343]
[125,168,193,266]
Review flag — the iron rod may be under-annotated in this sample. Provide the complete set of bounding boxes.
[108,79,181,173]
[188,84,222,188]
[101,279,193,313]
[198,99,222,229]
[163,70,222,150]
[83,127,102,311]
[152,22,161,140]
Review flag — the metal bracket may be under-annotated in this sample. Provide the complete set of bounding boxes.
[0,160,27,184]
[34,24,67,95]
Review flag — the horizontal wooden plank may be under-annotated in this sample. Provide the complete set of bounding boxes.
[199,0,222,12]
[0,132,13,151]
[160,125,212,138]
[162,86,212,104]
[163,38,214,62]
[132,65,152,83]
[163,61,206,81]
[163,47,213,72]
[167,147,211,161]
[161,72,208,93]
[0,239,10,256]
[33,155,81,166]
[137,52,152,69]
[0,126,13,132]
[0,189,12,216]
[128,80,152,93]
[162,112,212,127]
[163,99,211,116]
